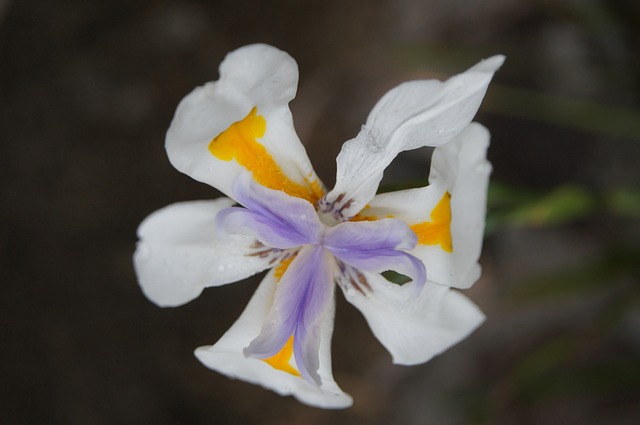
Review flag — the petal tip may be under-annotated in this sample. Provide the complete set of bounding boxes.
[194,345,213,356]
[474,55,506,73]
[194,346,354,409]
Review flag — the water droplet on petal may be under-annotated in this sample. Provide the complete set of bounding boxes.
[218,264,226,272]
[346,288,356,297]
[437,128,445,135]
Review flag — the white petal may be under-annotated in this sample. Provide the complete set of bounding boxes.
[195,270,352,409]
[325,56,503,219]
[428,122,491,288]
[354,123,491,288]
[340,273,485,365]
[134,199,275,307]
[165,44,324,203]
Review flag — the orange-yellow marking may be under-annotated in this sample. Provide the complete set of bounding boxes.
[273,255,295,282]
[350,205,394,222]
[410,192,453,252]
[351,213,394,222]
[351,215,375,222]
[263,335,300,377]
[261,257,300,376]
[208,107,324,203]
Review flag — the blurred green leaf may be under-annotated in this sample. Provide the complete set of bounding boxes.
[607,188,640,219]
[486,184,598,233]
[509,185,597,226]
[488,181,539,207]
[507,247,640,303]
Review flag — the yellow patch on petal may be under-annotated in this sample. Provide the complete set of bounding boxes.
[410,192,453,252]
[262,335,300,377]
[208,107,324,203]
[350,214,376,222]
[307,178,324,202]
[350,213,396,222]
[350,205,394,222]
[273,255,295,282]
[261,258,300,376]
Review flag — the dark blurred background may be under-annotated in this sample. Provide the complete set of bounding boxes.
[1,0,639,424]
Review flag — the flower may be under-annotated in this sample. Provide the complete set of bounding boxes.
[134,44,503,408]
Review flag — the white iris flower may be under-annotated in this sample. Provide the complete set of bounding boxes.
[134,44,503,408]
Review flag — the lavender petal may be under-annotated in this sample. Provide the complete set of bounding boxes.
[245,245,335,386]
[325,218,426,289]
[230,173,323,245]
[216,206,310,249]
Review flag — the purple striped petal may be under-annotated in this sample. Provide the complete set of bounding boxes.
[216,207,308,249]
[244,245,335,385]
[216,174,323,249]
[324,218,426,289]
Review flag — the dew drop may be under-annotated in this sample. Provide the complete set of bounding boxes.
[346,288,356,297]
[437,128,445,135]
[218,264,226,272]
